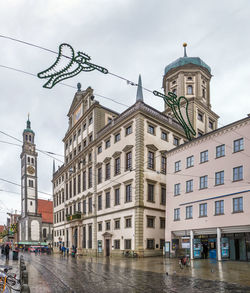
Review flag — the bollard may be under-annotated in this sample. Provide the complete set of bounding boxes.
[22,270,28,285]
[21,284,30,293]
[20,264,26,281]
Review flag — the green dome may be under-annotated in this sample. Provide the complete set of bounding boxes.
[23,128,34,134]
[164,56,211,75]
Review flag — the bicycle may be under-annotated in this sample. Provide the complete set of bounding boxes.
[0,266,21,292]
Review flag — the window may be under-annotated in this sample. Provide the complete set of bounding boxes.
[125,218,132,228]
[148,151,155,169]
[147,216,154,228]
[187,85,193,95]
[114,219,120,229]
[105,139,110,149]
[114,133,121,143]
[105,192,110,208]
[114,240,120,249]
[173,137,179,146]
[98,222,102,231]
[199,203,207,217]
[114,157,121,175]
[174,208,180,221]
[175,161,181,172]
[126,152,132,170]
[186,206,193,219]
[234,138,244,152]
[209,120,214,129]
[82,171,86,191]
[88,167,92,188]
[98,195,102,211]
[125,239,131,250]
[83,123,86,131]
[197,112,203,121]
[147,239,155,249]
[147,184,154,202]
[97,167,102,184]
[28,180,33,187]
[233,197,243,213]
[83,140,86,147]
[200,175,208,189]
[78,202,81,212]
[89,135,92,143]
[186,180,193,193]
[106,221,110,231]
[88,197,92,213]
[215,171,224,185]
[161,187,166,205]
[160,239,165,250]
[89,116,93,124]
[233,166,243,181]
[108,117,112,124]
[73,134,76,141]
[216,145,225,158]
[161,156,166,174]
[97,145,102,154]
[215,200,224,215]
[125,184,132,202]
[83,200,86,214]
[77,174,81,194]
[105,163,110,180]
[148,125,155,135]
[174,183,181,196]
[160,218,165,229]
[161,131,168,141]
[125,125,132,135]
[186,156,194,168]
[187,76,192,81]
[200,150,208,163]
[114,188,120,205]
[172,88,177,95]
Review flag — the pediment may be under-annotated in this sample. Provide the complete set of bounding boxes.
[122,145,134,152]
[102,232,112,238]
[112,151,122,158]
[146,144,158,151]
[103,157,111,163]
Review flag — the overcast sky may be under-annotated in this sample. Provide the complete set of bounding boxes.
[0,0,250,225]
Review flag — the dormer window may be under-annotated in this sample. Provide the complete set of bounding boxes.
[172,80,176,85]
[202,88,206,98]
[89,117,93,125]
[172,88,177,95]
[187,85,193,95]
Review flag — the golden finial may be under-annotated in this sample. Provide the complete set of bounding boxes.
[183,43,187,57]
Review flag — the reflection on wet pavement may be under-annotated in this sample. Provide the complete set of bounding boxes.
[23,253,250,293]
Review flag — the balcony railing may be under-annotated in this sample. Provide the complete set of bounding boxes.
[66,212,82,221]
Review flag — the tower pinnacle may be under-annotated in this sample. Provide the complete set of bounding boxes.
[183,43,187,57]
[136,74,143,102]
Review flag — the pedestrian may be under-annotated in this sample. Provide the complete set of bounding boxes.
[66,247,69,256]
[5,244,10,260]
[62,245,66,256]
[1,245,4,255]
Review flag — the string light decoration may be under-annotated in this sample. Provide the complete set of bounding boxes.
[37,42,196,140]
[37,43,108,89]
[153,91,196,140]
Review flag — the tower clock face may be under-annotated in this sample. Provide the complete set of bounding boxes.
[27,166,35,175]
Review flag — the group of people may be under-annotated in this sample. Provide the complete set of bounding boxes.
[59,244,77,257]
[1,243,10,260]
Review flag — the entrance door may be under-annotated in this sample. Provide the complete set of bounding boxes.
[239,238,246,261]
[74,228,78,248]
[230,239,235,260]
[106,239,110,256]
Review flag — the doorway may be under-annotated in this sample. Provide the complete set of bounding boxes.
[106,239,110,256]
[235,239,240,260]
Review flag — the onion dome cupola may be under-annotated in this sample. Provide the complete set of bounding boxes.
[163,43,219,137]
[23,114,35,144]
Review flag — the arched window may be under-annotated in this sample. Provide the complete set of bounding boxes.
[27,157,30,163]
[172,88,177,95]
[187,85,193,95]
[31,158,34,164]
[25,135,28,141]
[43,228,47,238]
[29,135,32,142]
[187,76,192,81]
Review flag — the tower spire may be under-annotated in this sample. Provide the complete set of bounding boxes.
[136,74,143,102]
[27,113,31,129]
[53,159,56,174]
[183,43,187,57]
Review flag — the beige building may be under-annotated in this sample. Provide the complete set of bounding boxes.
[165,115,250,261]
[53,46,219,257]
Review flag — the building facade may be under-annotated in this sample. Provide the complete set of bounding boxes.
[52,46,219,257]
[165,116,250,261]
[18,118,53,246]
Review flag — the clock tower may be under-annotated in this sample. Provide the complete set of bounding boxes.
[20,116,38,217]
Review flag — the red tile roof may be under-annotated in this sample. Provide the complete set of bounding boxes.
[0,225,4,233]
[37,199,53,224]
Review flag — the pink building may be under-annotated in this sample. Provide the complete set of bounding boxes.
[165,115,250,261]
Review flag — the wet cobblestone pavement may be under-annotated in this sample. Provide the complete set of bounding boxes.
[21,253,250,293]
